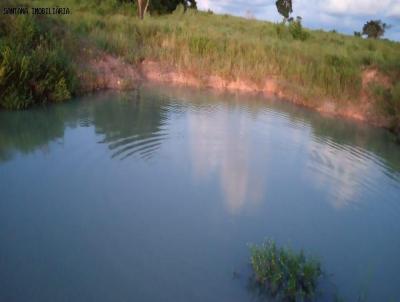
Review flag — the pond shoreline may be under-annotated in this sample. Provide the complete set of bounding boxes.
[78,53,399,139]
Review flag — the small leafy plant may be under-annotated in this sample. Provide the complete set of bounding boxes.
[288,16,309,41]
[249,240,322,301]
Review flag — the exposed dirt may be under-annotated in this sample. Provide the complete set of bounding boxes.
[77,53,140,91]
[359,67,393,126]
[80,53,394,131]
[362,68,391,89]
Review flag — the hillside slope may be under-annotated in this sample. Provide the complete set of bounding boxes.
[1,0,400,134]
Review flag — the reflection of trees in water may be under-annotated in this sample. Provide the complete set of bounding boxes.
[0,85,399,175]
[91,90,169,161]
[0,104,78,162]
[0,90,169,163]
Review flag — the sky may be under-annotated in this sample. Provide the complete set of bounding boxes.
[196,0,400,41]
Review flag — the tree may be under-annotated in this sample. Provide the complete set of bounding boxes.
[362,20,389,39]
[119,0,197,19]
[186,0,197,9]
[275,0,292,20]
[149,0,197,14]
[133,0,197,19]
[137,0,150,19]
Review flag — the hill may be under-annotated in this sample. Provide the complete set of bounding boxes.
[1,0,400,134]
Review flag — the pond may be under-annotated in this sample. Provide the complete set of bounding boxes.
[0,85,399,302]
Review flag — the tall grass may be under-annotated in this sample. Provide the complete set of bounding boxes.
[373,82,400,131]
[249,240,322,301]
[54,2,399,103]
[0,4,77,109]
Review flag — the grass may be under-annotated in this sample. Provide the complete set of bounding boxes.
[249,240,322,301]
[0,1,78,109]
[373,82,400,131]
[57,1,399,97]
[1,0,400,131]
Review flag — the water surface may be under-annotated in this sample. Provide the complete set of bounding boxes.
[1,85,400,301]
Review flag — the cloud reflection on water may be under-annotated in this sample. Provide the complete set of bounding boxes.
[187,105,264,213]
[306,140,375,209]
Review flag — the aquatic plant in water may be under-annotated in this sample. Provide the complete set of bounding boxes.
[249,240,322,301]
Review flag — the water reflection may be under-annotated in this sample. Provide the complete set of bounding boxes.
[1,85,400,302]
[188,105,264,213]
[91,90,169,161]
[306,139,375,208]
[0,85,399,203]
[147,84,400,210]
[282,102,400,178]
[0,104,78,162]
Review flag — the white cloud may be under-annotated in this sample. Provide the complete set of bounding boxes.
[196,0,400,40]
[197,0,210,10]
[387,3,400,18]
[197,0,275,15]
[323,0,392,15]
[188,106,264,214]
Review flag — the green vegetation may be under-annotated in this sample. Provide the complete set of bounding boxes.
[150,0,197,14]
[275,0,292,19]
[1,0,399,133]
[288,17,309,41]
[63,1,398,99]
[59,1,398,95]
[126,0,196,20]
[0,3,77,109]
[373,83,400,130]
[249,240,322,301]
[362,20,389,39]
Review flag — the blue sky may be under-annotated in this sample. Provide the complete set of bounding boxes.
[197,0,400,41]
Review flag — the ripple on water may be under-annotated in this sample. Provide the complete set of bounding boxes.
[1,88,400,302]
[307,133,400,213]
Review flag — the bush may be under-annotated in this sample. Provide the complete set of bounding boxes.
[288,17,309,41]
[0,15,76,109]
[249,240,322,301]
[373,83,400,126]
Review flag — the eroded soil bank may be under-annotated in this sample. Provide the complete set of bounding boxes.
[78,52,398,136]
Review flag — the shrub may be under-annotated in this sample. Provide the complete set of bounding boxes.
[0,15,76,109]
[249,240,322,301]
[373,83,400,126]
[288,17,309,41]
[52,78,72,102]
